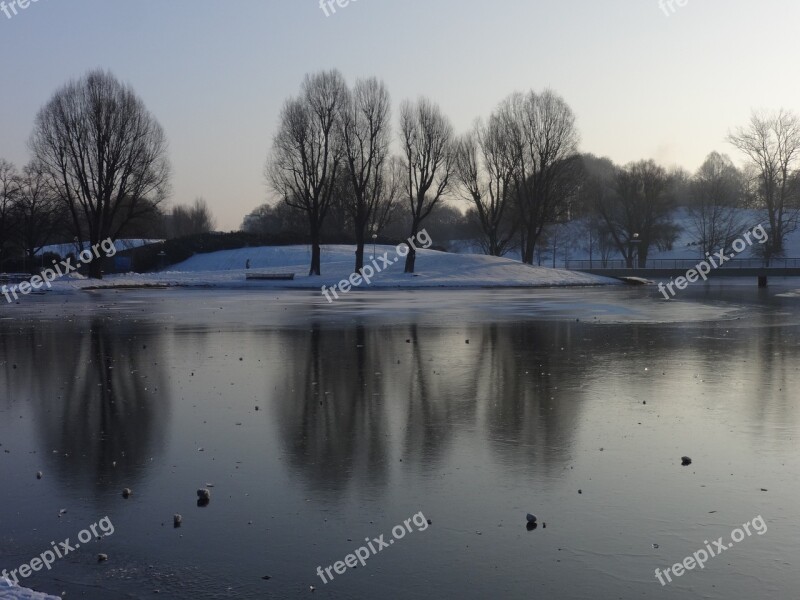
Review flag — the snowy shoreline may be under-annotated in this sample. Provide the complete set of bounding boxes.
[5,245,620,297]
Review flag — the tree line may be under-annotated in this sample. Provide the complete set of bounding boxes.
[3,68,799,278]
[260,69,800,275]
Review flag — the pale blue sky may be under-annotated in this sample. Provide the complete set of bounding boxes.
[1,0,799,229]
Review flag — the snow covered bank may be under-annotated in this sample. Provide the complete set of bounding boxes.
[34,239,162,257]
[70,245,618,292]
[0,578,59,600]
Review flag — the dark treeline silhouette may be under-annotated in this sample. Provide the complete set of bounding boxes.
[261,70,800,274]
[3,68,799,276]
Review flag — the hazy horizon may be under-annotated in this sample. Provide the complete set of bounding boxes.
[2,0,799,230]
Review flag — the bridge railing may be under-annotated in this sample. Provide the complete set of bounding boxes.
[565,258,800,270]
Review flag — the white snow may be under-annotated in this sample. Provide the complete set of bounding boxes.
[72,244,618,292]
[494,208,800,265]
[0,578,59,600]
[0,245,617,298]
[34,239,162,257]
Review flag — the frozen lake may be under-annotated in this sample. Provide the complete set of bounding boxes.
[1,284,799,599]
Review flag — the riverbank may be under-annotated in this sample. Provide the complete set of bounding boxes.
[5,246,619,298]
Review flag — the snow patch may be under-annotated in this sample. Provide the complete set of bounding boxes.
[0,578,60,600]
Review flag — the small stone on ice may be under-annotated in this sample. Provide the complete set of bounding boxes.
[681,456,692,466]
[526,513,538,523]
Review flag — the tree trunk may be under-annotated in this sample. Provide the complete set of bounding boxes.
[489,230,499,257]
[89,255,104,279]
[404,246,416,273]
[522,231,536,265]
[309,242,321,276]
[308,219,322,276]
[354,220,366,273]
[404,222,419,273]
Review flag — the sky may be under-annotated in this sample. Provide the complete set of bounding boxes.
[1,0,799,231]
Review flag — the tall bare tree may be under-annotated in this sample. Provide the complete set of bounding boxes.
[30,70,170,278]
[728,110,800,261]
[339,77,391,272]
[687,152,745,256]
[12,161,62,271]
[267,70,347,276]
[454,117,517,256]
[0,159,20,266]
[596,160,678,267]
[399,98,455,273]
[496,90,580,264]
[369,155,402,237]
[168,197,217,238]
[576,155,617,267]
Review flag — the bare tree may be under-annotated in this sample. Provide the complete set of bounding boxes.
[399,98,455,273]
[369,155,402,237]
[583,216,615,267]
[728,110,800,261]
[168,198,216,238]
[0,159,20,266]
[596,160,678,267]
[267,70,347,276]
[12,161,63,271]
[497,90,581,264]
[339,77,392,271]
[687,152,745,256]
[243,199,308,239]
[575,155,617,267]
[30,70,170,278]
[454,117,517,256]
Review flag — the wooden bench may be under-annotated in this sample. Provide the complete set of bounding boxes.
[245,273,295,281]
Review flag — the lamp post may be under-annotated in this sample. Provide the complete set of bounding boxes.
[630,233,641,269]
[372,233,378,259]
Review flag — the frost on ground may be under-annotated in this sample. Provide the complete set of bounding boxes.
[0,579,59,600]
